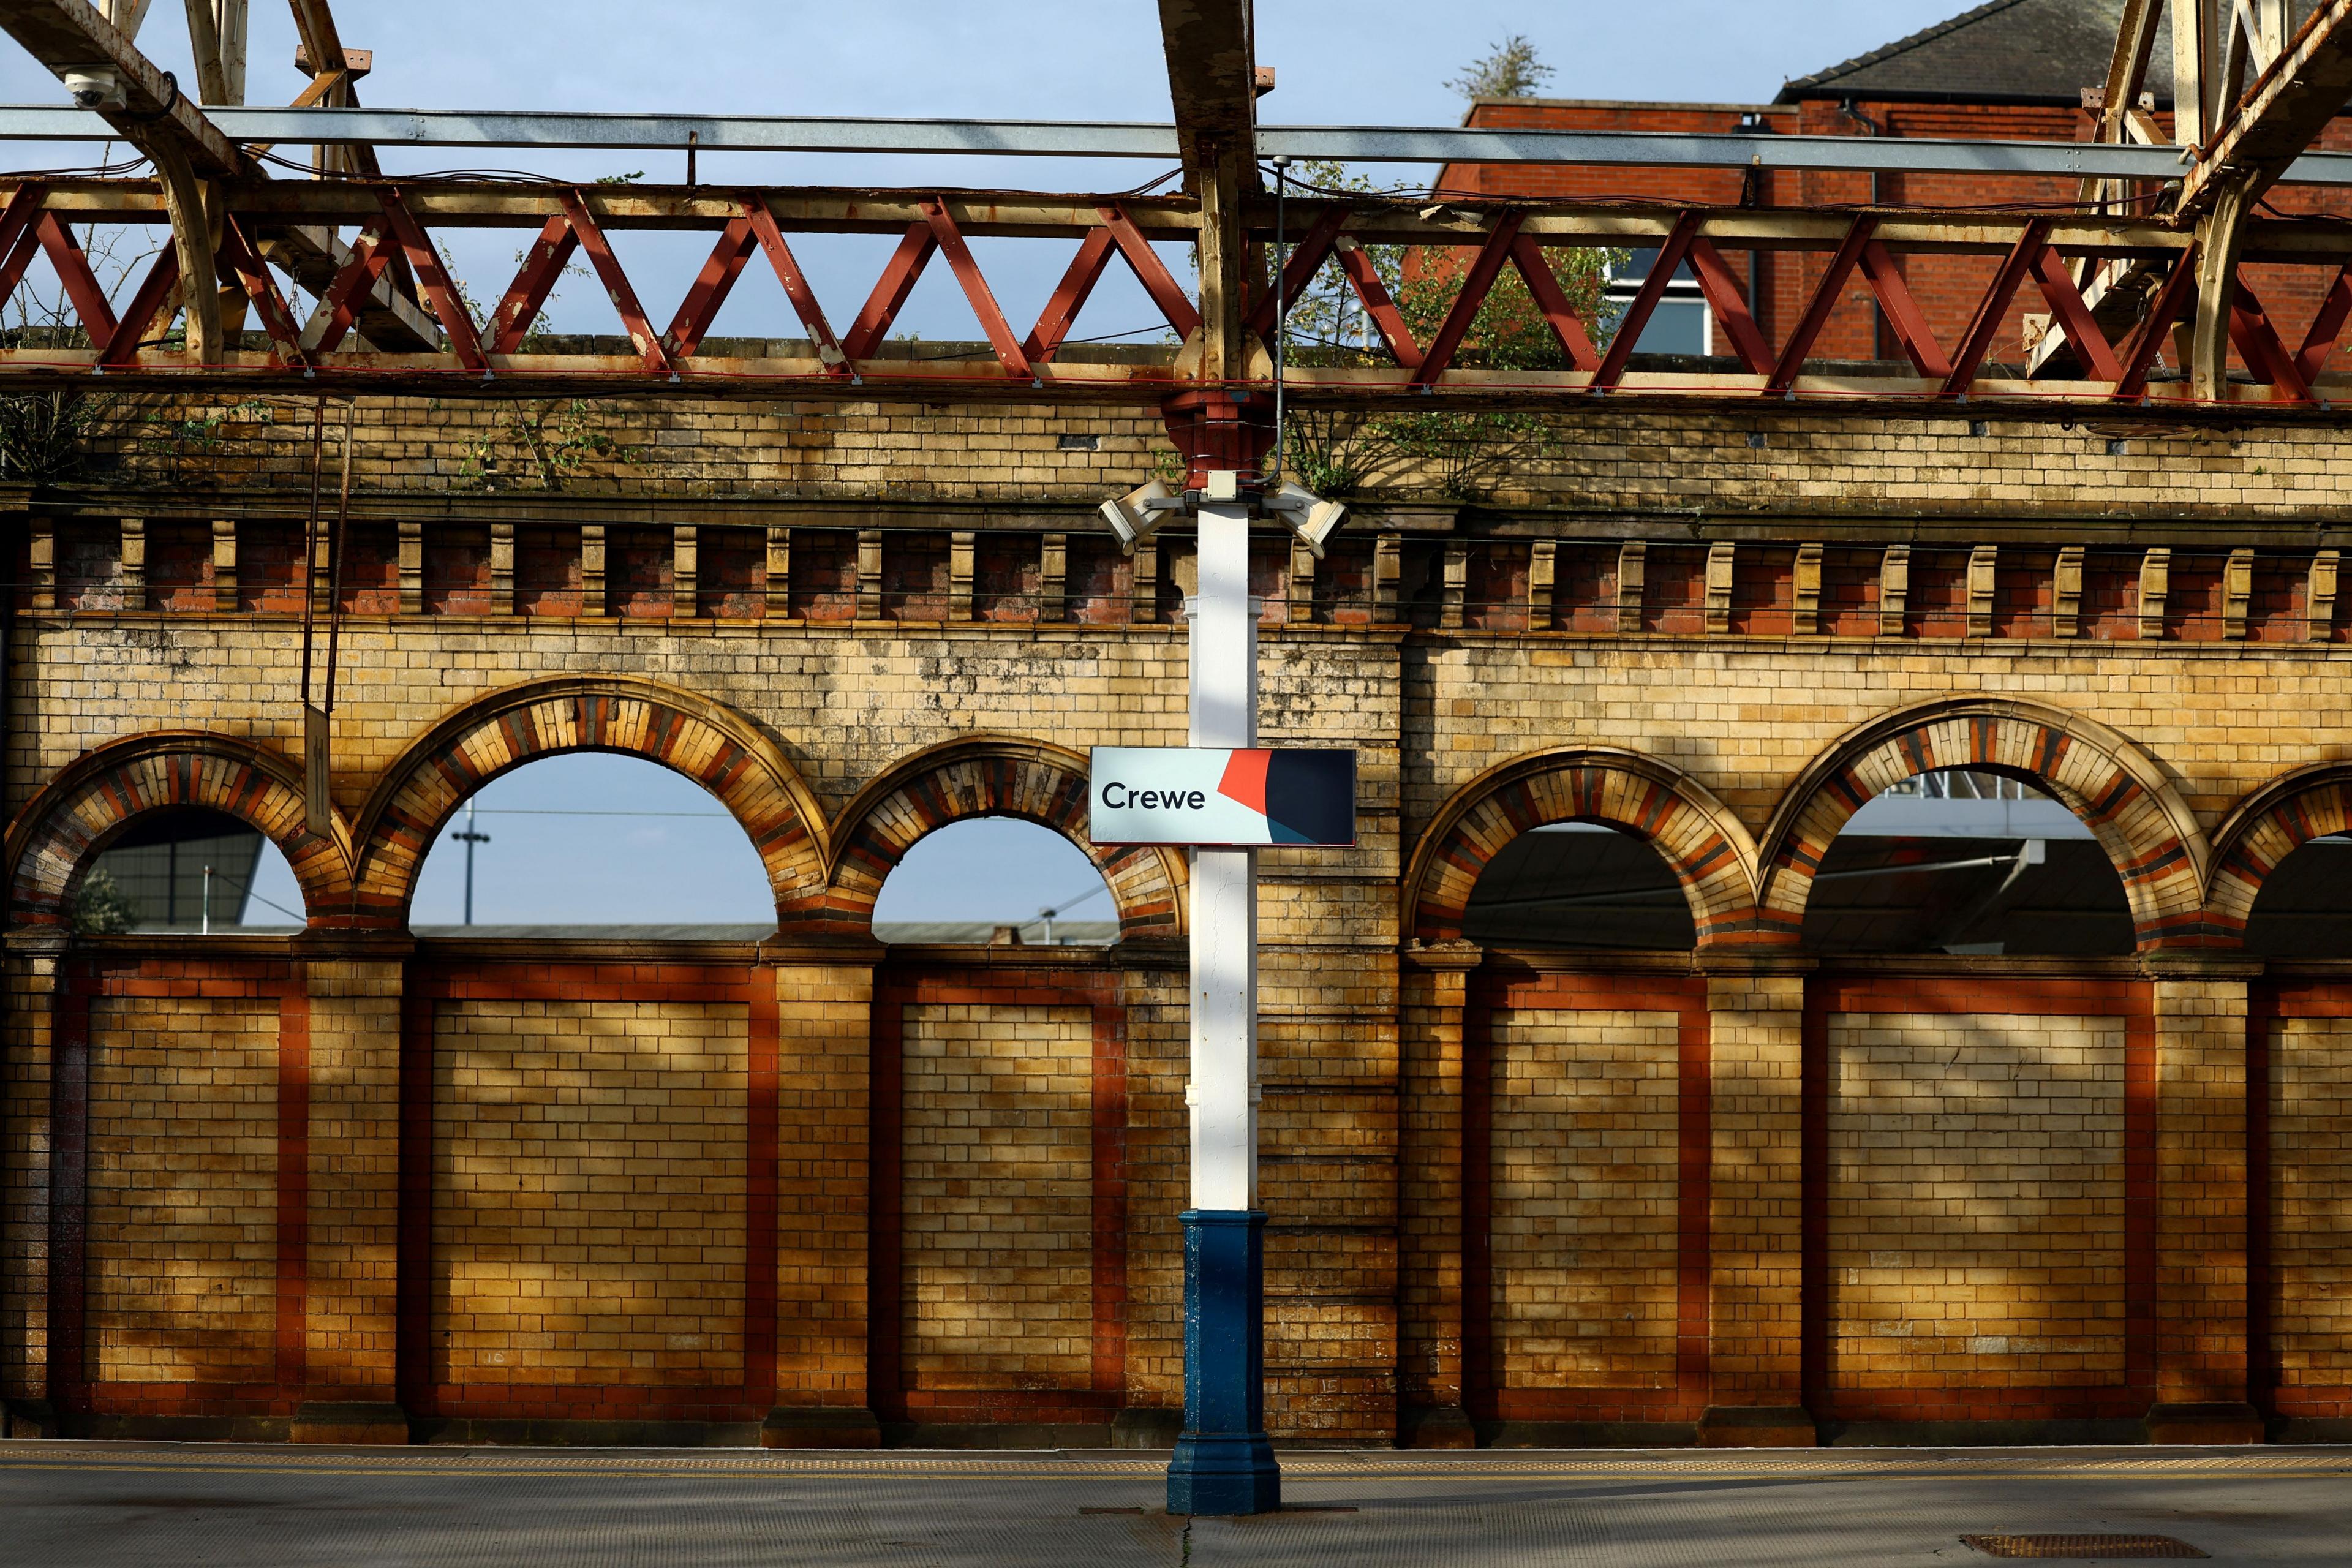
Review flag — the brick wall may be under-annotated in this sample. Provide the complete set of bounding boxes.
[898,1001,1093,1392]
[85,993,279,1390]
[430,997,748,1401]
[1822,1011,2128,1396]
[1487,1007,1679,1391]
[2264,1013,2352,1403]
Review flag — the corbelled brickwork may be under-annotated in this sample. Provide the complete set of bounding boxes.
[7,394,2352,1449]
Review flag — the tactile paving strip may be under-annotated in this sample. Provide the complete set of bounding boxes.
[2,1444,2348,1483]
[1962,1535,2208,1559]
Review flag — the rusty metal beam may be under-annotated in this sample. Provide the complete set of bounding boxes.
[1158,0,1254,382]
[0,0,435,349]
[0,0,243,173]
[2180,0,2352,217]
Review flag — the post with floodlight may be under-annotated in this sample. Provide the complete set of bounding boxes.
[1096,366,1348,1515]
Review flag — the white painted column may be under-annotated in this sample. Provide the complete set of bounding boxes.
[1188,492,1257,1212]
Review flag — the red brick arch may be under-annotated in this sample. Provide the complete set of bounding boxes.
[1404,748,1761,948]
[352,676,829,925]
[821,734,1185,940]
[6,733,354,928]
[1756,698,2211,948]
[2207,762,2352,941]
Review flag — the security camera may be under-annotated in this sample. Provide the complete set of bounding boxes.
[1263,481,1347,558]
[64,69,125,111]
[1098,477,1183,555]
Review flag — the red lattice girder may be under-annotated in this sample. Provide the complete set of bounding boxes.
[99,244,179,368]
[1769,216,1877,393]
[744,203,850,374]
[2113,241,2199,401]
[2029,246,2125,383]
[216,216,306,366]
[1944,218,2051,396]
[301,220,392,357]
[2295,260,2352,385]
[379,191,488,371]
[1858,240,1953,379]
[918,197,1029,379]
[0,183,49,320]
[1595,211,1702,391]
[32,213,116,355]
[2226,279,2313,400]
[1334,241,1421,369]
[1023,227,1114,363]
[1509,235,1600,374]
[559,190,672,376]
[840,221,937,362]
[1098,204,1200,340]
[1245,208,1349,342]
[1684,236,1772,374]
[488,214,578,356]
[1412,211,1524,387]
[663,213,756,360]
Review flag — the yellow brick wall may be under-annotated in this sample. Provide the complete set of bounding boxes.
[899,1001,1093,1389]
[431,998,747,1388]
[1705,969,1806,1405]
[85,994,277,1387]
[2,951,58,1405]
[1825,1012,2127,1389]
[304,962,401,1397]
[2269,1014,2352,1389]
[1488,1008,1680,1390]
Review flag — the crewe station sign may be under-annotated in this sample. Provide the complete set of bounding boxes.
[1088,747,1356,847]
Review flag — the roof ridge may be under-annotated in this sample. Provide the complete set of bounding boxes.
[1779,0,2041,94]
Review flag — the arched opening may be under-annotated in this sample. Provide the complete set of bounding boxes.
[1460,821,1696,950]
[2243,835,2352,957]
[406,752,775,935]
[71,806,306,933]
[871,816,1117,946]
[1801,767,2132,955]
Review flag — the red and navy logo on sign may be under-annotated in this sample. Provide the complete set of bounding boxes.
[1216,750,1356,846]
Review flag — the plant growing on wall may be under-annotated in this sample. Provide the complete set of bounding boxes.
[1270,160,1619,500]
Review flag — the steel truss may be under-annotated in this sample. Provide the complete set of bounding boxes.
[0,0,2349,417]
[2,178,2352,412]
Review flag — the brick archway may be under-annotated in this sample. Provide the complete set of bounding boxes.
[1403,748,1762,948]
[6,733,353,928]
[2207,762,2352,941]
[1756,698,2211,948]
[352,676,829,925]
[821,734,1185,940]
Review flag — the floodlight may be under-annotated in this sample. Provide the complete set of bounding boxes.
[1098,477,1178,555]
[1264,482,1348,558]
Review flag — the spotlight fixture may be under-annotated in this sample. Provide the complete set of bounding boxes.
[1097,477,1184,555]
[1263,482,1346,558]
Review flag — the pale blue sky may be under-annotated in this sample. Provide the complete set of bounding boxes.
[58,1,1977,927]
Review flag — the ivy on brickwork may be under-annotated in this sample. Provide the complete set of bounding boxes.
[454,399,650,492]
[0,390,115,484]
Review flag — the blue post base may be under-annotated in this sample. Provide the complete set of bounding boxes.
[1167,1209,1281,1516]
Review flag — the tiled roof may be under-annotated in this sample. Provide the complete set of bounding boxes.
[1777,0,2179,107]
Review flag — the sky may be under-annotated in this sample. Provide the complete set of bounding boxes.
[38,1,1983,929]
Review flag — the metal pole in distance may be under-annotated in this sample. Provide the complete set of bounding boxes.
[1167,481,1279,1517]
